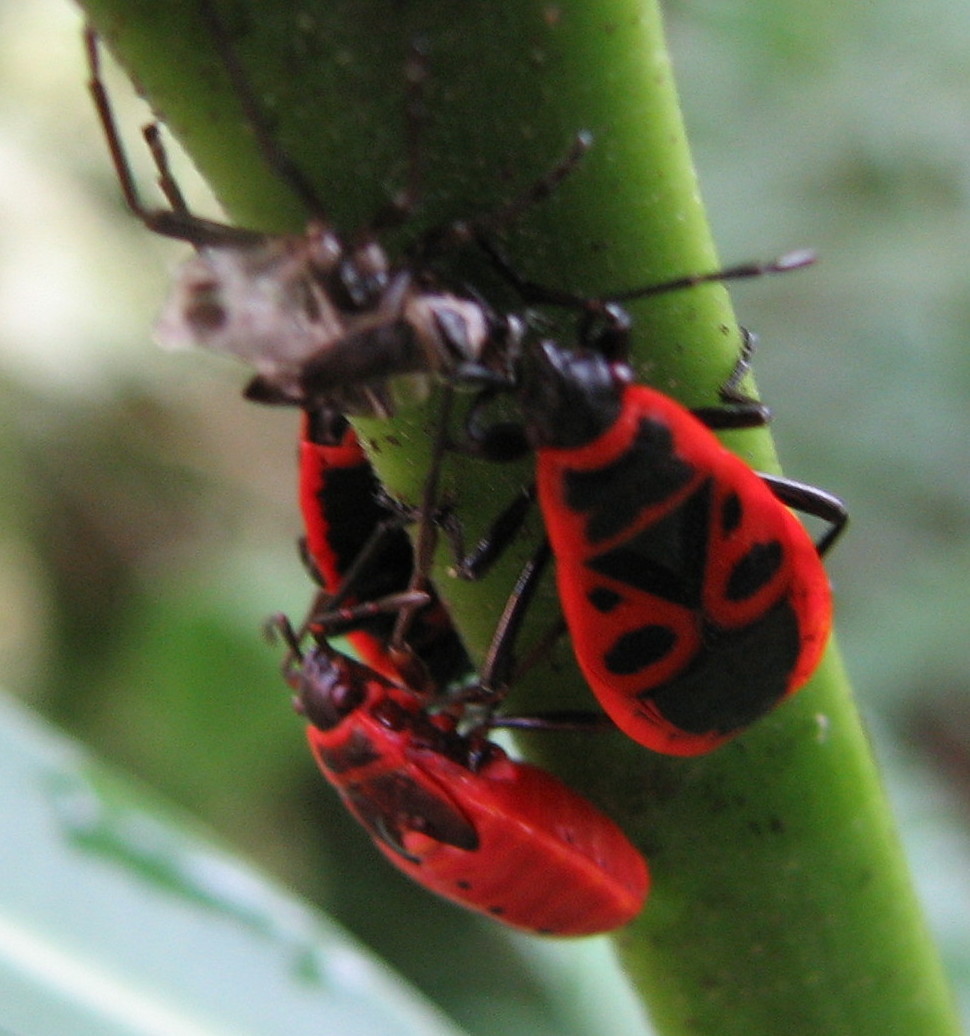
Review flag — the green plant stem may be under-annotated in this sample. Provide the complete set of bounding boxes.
[79,1,960,1033]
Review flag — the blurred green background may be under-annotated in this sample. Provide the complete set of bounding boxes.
[2,0,970,1032]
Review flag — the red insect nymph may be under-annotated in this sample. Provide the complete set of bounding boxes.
[293,644,649,935]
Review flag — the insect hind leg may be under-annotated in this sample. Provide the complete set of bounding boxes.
[84,24,265,247]
[85,28,152,224]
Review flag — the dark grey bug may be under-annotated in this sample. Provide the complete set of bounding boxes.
[85,10,588,416]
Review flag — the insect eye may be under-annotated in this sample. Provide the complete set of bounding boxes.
[297,651,366,730]
[353,241,390,280]
[305,222,343,270]
[372,698,410,732]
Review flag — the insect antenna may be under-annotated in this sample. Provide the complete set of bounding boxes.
[605,249,817,304]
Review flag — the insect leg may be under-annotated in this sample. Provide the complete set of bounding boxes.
[759,474,848,556]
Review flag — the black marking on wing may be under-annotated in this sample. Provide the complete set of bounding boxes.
[636,598,801,735]
[725,541,784,602]
[584,480,713,608]
[347,772,479,855]
[318,727,382,774]
[604,625,678,676]
[562,417,694,544]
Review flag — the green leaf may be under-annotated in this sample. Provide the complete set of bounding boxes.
[0,690,465,1035]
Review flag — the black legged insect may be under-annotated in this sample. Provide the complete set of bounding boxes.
[394,270,848,758]
[446,247,846,570]
[83,9,595,417]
